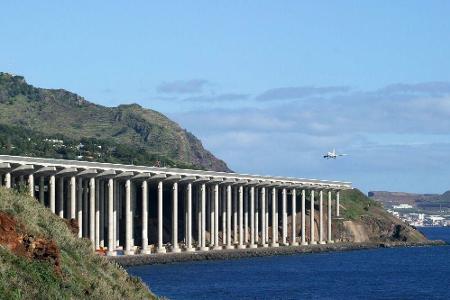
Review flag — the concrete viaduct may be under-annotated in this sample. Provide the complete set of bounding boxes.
[0,155,351,256]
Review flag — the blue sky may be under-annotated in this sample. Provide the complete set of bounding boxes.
[2,1,450,193]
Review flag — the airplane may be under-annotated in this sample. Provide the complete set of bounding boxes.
[323,149,348,159]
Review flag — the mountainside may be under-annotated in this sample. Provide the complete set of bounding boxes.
[0,72,230,172]
[369,190,450,210]
[337,189,427,243]
[0,187,155,299]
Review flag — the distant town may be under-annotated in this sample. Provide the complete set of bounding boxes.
[369,191,450,227]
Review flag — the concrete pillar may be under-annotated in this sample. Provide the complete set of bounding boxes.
[89,178,96,250]
[58,177,64,218]
[336,191,340,217]
[200,183,208,251]
[282,188,287,245]
[4,173,11,188]
[172,182,180,252]
[141,180,150,254]
[83,181,88,237]
[249,186,256,248]
[221,187,227,247]
[39,176,45,204]
[70,176,76,219]
[301,189,307,245]
[271,187,279,247]
[124,179,133,255]
[260,187,267,247]
[310,190,317,245]
[319,190,325,244]
[255,188,259,244]
[237,185,245,249]
[49,175,56,214]
[107,178,116,256]
[77,178,83,238]
[328,190,334,243]
[244,187,248,244]
[157,180,165,253]
[186,183,194,251]
[95,179,100,250]
[291,188,298,246]
[226,185,233,249]
[213,184,220,250]
[208,187,213,246]
[28,174,34,197]
[114,180,119,247]
[100,181,105,248]
[265,190,269,242]
[233,186,238,244]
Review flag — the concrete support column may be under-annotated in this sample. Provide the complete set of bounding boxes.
[114,180,119,247]
[271,187,279,247]
[226,185,233,249]
[213,184,220,250]
[244,187,248,244]
[186,183,194,251]
[208,187,213,246]
[336,191,340,217]
[249,186,257,248]
[157,180,166,253]
[233,187,238,244]
[83,181,88,237]
[200,183,208,251]
[319,190,325,244]
[141,180,150,254]
[260,187,267,247]
[77,178,83,238]
[221,187,227,247]
[265,190,269,242]
[238,185,245,249]
[58,177,64,218]
[310,190,317,245]
[95,179,100,250]
[70,176,76,219]
[255,188,259,244]
[4,173,11,189]
[172,182,180,252]
[100,181,105,247]
[291,188,299,246]
[89,178,96,250]
[49,175,56,214]
[107,178,116,256]
[282,188,287,245]
[327,190,334,243]
[39,176,45,204]
[124,179,134,255]
[301,189,307,245]
[28,174,34,197]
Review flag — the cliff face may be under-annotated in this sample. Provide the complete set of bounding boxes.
[0,72,230,172]
[0,187,155,299]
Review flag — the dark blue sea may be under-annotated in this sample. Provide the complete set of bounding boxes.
[128,227,450,299]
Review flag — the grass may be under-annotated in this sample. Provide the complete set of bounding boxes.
[0,187,157,300]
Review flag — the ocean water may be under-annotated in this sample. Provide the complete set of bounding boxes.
[128,227,450,299]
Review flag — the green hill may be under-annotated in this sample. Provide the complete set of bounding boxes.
[0,72,230,172]
[0,187,156,299]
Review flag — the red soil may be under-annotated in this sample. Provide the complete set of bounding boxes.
[0,211,62,276]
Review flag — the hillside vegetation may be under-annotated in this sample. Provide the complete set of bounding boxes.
[0,72,230,172]
[338,189,427,243]
[0,187,156,300]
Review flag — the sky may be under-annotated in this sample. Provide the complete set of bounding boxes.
[1,1,450,193]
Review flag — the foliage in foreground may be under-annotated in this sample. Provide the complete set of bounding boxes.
[0,187,156,300]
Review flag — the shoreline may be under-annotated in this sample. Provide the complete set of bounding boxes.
[108,240,446,267]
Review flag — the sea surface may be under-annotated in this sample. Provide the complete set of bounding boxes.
[128,227,450,299]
